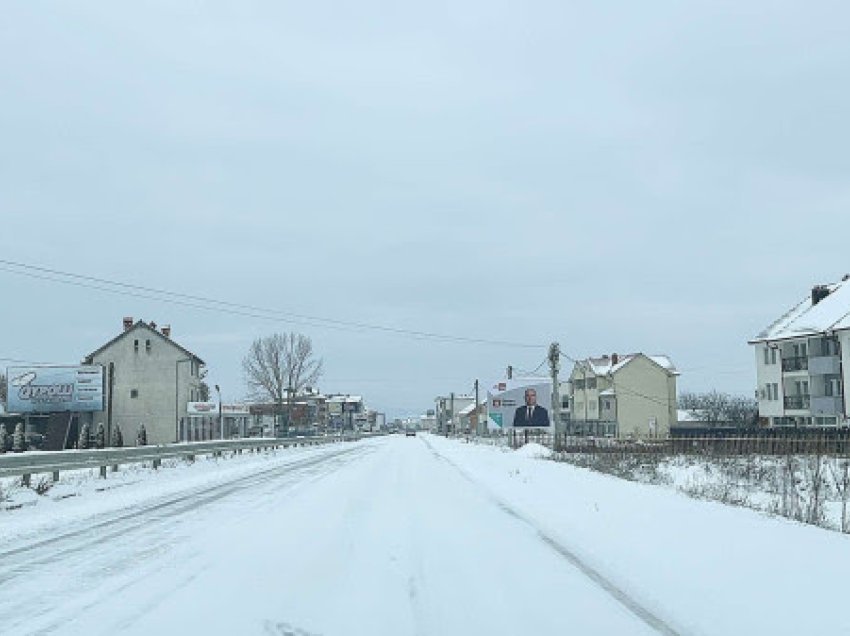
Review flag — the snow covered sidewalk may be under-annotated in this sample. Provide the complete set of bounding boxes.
[426,435,850,635]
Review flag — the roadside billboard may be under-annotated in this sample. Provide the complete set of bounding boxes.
[487,378,552,430]
[6,366,104,413]
[187,402,251,416]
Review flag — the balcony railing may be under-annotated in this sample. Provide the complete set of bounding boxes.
[784,395,811,410]
[782,356,808,372]
[808,355,841,376]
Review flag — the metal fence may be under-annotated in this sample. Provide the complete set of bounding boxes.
[489,428,850,457]
[0,433,380,484]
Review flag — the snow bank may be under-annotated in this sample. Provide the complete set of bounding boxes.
[513,442,552,459]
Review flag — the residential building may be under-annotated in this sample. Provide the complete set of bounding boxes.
[749,278,850,427]
[434,394,475,433]
[83,317,205,446]
[568,353,678,437]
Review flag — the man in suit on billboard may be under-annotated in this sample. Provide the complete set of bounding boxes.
[513,388,550,427]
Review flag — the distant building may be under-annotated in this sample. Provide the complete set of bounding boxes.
[83,317,205,445]
[434,394,475,434]
[568,353,678,437]
[749,278,850,427]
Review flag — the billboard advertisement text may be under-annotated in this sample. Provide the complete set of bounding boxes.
[6,366,104,413]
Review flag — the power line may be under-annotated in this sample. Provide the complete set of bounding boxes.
[0,259,545,349]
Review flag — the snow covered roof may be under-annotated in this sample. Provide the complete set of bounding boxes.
[677,409,707,423]
[457,403,477,416]
[85,320,205,365]
[751,277,850,343]
[327,395,363,403]
[582,353,678,377]
[599,388,616,396]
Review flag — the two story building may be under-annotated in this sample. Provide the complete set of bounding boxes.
[749,278,850,427]
[568,353,678,437]
[83,317,205,445]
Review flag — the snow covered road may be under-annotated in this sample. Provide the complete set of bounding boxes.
[1,436,659,636]
[2,434,849,635]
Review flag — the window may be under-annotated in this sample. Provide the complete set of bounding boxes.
[134,339,139,353]
[764,347,770,365]
[771,348,777,364]
[145,339,151,353]
[574,379,585,389]
[586,378,597,389]
[589,402,597,412]
[130,389,139,398]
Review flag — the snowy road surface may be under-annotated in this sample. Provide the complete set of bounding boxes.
[1,435,849,635]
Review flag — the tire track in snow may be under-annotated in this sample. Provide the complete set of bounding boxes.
[423,437,683,636]
[0,444,376,635]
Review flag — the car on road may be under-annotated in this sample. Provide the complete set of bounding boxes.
[405,430,416,437]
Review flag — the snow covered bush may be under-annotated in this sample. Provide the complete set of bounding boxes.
[137,424,147,446]
[112,425,123,448]
[78,423,91,450]
[95,423,106,449]
[12,423,25,453]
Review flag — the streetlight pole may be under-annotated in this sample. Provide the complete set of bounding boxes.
[215,384,223,440]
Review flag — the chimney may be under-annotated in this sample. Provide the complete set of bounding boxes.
[812,285,830,306]
[123,316,133,332]
[161,325,171,338]
[611,353,619,365]
[149,321,157,330]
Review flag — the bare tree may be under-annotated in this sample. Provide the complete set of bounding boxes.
[242,333,323,433]
[679,390,757,428]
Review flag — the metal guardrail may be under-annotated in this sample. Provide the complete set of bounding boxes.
[0,433,379,482]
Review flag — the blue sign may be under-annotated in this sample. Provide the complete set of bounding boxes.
[6,366,104,413]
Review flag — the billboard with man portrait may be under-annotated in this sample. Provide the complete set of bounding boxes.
[487,378,552,430]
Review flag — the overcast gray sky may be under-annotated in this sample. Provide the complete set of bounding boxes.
[2,1,849,418]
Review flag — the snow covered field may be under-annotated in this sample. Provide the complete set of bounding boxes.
[2,434,849,635]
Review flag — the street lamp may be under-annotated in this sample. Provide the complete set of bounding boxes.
[215,384,223,440]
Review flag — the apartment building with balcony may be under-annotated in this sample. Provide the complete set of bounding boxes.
[750,278,850,427]
[567,353,678,438]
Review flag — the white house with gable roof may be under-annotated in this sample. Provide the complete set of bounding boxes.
[568,353,678,438]
[749,277,850,427]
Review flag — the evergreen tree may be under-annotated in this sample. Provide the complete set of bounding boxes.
[136,424,147,446]
[95,423,106,449]
[0,424,7,454]
[13,423,25,453]
[78,423,91,449]
[112,425,123,448]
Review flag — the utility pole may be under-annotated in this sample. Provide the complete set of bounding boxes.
[450,392,455,436]
[549,342,561,450]
[474,379,480,436]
